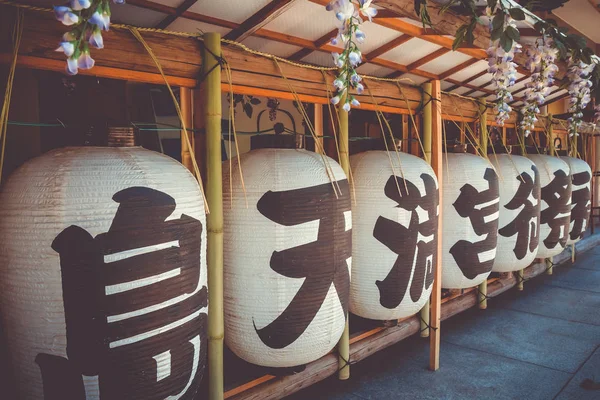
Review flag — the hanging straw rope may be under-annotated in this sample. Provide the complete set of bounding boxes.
[128,27,209,212]
[0,8,23,185]
[223,61,249,208]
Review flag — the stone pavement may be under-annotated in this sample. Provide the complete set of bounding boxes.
[288,244,600,400]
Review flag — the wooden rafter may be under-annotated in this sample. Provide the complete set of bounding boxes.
[289,28,338,61]
[364,34,412,60]
[155,0,197,29]
[438,58,479,80]
[406,48,450,71]
[464,75,528,97]
[224,0,299,42]
[445,69,488,92]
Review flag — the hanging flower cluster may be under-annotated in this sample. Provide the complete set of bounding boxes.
[594,104,600,125]
[486,6,522,126]
[326,0,377,112]
[54,0,124,75]
[566,55,595,137]
[520,37,559,137]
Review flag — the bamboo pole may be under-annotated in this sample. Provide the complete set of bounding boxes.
[337,95,350,381]
[420,83,433,338]
[402,114,409,153]
[204,32,224,400]
[547,114,554,276]
[429,79,443,371]
[180,87,194,172]
[478,100,488,309]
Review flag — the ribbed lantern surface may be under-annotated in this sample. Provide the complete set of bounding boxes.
[441,153,500,289]
[0,147,208,400]
[490,154,541,272]
[561,156,592,245]
[223,149,350,367]
[527,154,572,258]
[349,151,438,320]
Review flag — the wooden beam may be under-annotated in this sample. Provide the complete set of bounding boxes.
[155,0,198,29]
[445,69,488,92]
[288,28,338,61]
[0,53,197,87]
[429,79,443,371]
[438,58,478,80]
[406,48,450,71]
[364,34,412,61]
[224,0,298,42]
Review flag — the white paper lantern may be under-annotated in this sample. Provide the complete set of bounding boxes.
[223,149,350,368]
[490,154,541,272]
[442,153,499,289]
[349,151,438,320]
[561,156,592,244]
[527,154,572,258]
[0,147,208,400]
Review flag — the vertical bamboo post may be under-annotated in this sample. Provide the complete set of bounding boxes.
[180,87,194,172]
[337,95,350,381]
[547,114,555,275]
[478,100,488,309]
[204,33,224,400]
[429,80,443,371]
[460,121,466,145]
[420,83,434,338]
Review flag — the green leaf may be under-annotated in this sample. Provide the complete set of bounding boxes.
[250,97,261,105]
[509,7,526,21]
[500,34,513,52]
[492,13,504,31]
[487,0,498,10]
[491,25,504,41]
[506,26,520,41]
[453,24,468,50]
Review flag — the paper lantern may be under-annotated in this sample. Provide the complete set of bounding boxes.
[442,153,499,289]
[223,149,350,368]
[0,147,207,400]
[561,156,592,244]
[490,154,541,272]
[349,151,438,320]
[527,154,572,258]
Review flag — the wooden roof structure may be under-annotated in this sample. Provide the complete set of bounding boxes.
[6,0,600,111]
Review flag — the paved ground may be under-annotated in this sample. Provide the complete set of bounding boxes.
[288,243,600,400]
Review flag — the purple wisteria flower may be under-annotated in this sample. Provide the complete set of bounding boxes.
[520,37,558,137]
[89,27,104,49]
[54,6,79,26]
[326,0,372,111]
[594,104,600,125]
[70,0,91,11]
[54,0,122,75]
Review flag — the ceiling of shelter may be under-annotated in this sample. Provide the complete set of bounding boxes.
[22,0,600,106]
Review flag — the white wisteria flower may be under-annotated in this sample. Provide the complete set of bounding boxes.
[566,55,595,137]
[487,11,521,126]
[520,37,558,137]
